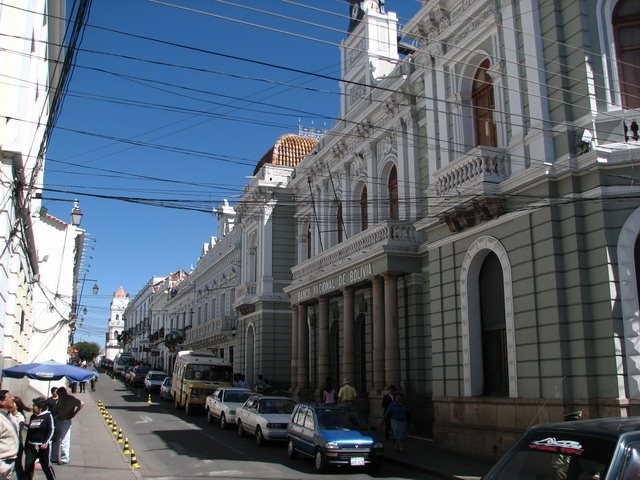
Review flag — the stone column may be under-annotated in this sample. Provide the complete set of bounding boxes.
[342,287,355,385]
[372,277,385,391]
[297,304,309,390]
[384,274,400,388]
[290,305,299,390]
[317,297,330,395]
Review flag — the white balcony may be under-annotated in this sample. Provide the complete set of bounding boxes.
[185,316,237,349]
[292,220,420,283]
[428,146,507,217]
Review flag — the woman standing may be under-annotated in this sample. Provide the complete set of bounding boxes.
[23,397,55,480]
[382,393,411,453]
[322,377,336,404]
[10,396,31,479]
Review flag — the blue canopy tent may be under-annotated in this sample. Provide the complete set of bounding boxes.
[2,360,97,383]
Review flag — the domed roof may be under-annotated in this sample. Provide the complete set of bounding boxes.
[253,134,317,175]
[114,286,128,298]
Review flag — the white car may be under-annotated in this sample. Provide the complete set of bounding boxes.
[236,395,296,446]
[159,377,173,401]
[144,371,168,393]
[205,387,252,429]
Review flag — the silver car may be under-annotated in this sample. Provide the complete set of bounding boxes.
[236,395,296,446]
[205,387,252,429]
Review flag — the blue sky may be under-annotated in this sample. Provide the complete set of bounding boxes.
[44,0,421,346]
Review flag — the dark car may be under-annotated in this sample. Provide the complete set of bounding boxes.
[128,365,150,387]
[482,417,640,480]
[287,403,383,473]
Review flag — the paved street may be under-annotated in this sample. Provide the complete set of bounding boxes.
[45,371,490,480]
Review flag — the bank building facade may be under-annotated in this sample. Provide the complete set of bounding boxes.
[284,0,640,460]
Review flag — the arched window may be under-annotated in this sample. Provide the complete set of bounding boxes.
[306,223,312,260]
[388,165,399,220]
[360,185,368,231]
[472,60,497,147]
[613,0,640,108]
[479,252,507,396]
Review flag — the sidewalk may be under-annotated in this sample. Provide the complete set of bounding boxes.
[47,392,138,480]
[384,435,494,480]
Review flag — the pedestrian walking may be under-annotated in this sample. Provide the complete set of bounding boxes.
[23,397,55,480]
[50,387,83,465]
[338,379,357,405]
[78,381,86,394]
[322,377,336,404]
[90,376,98,392]
[0,390,20,480]
[381,385,396,440]
[382,393,411,453]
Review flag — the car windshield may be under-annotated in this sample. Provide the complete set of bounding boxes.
[150,374,166,380]
[224,391,252,403]
[258,399,296,414]
[316,408,370,431]
[484,432,615,480]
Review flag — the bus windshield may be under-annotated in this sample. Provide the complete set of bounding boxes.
[184,364,232,383]
[117,356,135,367]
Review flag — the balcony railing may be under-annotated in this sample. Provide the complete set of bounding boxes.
[428,146,507,217]
[235,282,257,315]
[185,316,237,346]
[292,220,420,282]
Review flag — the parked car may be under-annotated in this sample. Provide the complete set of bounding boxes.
[159,377,173,401]
[144,371,168,393]
[236,395,296,446]
[287,403,384,473]
[128,365,150,387]
[482,416,640,480]
[205,387,252,429]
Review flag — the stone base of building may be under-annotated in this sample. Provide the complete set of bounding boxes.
[433,396,640,461]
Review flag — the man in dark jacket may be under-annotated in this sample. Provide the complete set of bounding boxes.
[381,385,396,440]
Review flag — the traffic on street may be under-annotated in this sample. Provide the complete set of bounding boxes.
[93,369,448,480]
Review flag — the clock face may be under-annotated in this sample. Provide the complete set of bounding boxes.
[364,0,379,12]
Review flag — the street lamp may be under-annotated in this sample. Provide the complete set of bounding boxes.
[70,200,83,227]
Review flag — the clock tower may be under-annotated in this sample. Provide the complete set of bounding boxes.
[341,0,399,116]
[105,286,129,360]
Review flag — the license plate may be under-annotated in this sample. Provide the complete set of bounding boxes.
[350,457,365,466]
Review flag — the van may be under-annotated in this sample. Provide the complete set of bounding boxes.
[113,353,135,377]
[171,351,233,416]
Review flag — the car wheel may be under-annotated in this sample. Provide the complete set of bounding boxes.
[220,413,227,430]
[174,397,182,410]
[314,448,328,473]
[206,409,214,424]
[369,462,382,474]
[287,440,298,460]
[237,420,245,437]
[255,426,265,446]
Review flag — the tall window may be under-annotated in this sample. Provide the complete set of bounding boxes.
[337,201,344,243]
[613,0,640,108]
[473,60,497,147]
[479,252,507,396]
[360,185,368,231]
[388,165,399,220]
[306,223,312,259]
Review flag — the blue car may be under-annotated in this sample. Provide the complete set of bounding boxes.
[287,403,383,473]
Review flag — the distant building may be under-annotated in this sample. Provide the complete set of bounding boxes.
[105,287,129,360]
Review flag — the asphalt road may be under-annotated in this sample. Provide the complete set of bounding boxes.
[96,376,443,480]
